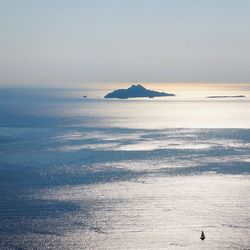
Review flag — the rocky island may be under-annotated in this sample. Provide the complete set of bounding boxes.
[104,84,175,99]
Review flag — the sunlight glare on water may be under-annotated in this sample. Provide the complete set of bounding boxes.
[0,85,249,249]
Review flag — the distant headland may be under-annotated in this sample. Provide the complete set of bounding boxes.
[104,84,175,99]
[206,95,245,99]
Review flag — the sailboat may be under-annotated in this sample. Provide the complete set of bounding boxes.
[200,231,205,241]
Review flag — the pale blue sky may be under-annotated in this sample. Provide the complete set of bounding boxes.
[0,0,250,86]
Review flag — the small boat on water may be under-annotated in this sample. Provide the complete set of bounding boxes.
[200,230,205,241]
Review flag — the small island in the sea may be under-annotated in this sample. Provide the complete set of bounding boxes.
[104,84,175,99]
[206,95,245,98]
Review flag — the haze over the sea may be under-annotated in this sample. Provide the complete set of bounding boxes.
[1,0,250,87]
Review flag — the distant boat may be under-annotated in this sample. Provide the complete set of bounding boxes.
[200,231,205,241]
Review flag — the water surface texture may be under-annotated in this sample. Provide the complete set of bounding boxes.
[0,88,249,249]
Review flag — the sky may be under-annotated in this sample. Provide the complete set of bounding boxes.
[0,0,250,87]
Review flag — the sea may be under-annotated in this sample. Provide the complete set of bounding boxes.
[0,85,249,249]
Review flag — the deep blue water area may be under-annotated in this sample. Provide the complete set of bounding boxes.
[0,88,249,249]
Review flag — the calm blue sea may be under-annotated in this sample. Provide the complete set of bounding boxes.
[0,87,249,249]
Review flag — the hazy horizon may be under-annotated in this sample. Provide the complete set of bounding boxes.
[1,0,250,86]
[1,82,250,91]
[1,82,250,101]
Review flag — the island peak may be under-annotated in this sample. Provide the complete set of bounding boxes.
[104,84,175,99]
